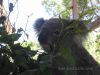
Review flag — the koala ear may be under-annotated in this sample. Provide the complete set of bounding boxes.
[34,18,45,32]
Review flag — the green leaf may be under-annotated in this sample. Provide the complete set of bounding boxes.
[0,34,21,44]
[79,8,95,18]
[59,47,76,65]
[17,28,23,33]
[53,55,77,75]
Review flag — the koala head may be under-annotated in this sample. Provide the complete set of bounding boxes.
[34,18,65,52]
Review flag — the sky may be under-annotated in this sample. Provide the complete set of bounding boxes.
[4,0,51,43]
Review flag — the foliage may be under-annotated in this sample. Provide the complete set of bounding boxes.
[42,0,70,18]
[0,0,99,75]
[0,25,39,75]
[42,0,99,19]
[0,12,41,74]
[95,34,100,63]
[21,41,41,50]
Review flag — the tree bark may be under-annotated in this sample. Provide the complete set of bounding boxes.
[87,17,100,31]
[0,0,12,34]
[71,0,79,19]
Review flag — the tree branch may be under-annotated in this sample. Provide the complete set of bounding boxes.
[86,17,100,31]
[71,0,79,19]
[0,0,12,34]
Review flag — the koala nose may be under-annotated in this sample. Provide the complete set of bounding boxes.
[38,29,49,44]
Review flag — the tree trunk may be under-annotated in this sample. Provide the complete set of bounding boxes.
[0,0,12,34]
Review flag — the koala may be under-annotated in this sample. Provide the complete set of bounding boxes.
[34,18,100,75]
[34,18,63,52]
[34,18,86,52]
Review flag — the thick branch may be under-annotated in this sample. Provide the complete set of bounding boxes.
[71,0,79,19]
[86,17,100,31]
[0,0,12,34]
